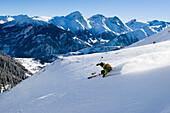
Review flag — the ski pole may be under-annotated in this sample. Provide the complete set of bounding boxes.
[99,56,103,62]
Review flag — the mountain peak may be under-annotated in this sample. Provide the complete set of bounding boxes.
[128,19,137,24]
[89,14,105,20]
[108,16,122,23]
[113,16,120,20]
[66,11,83,19]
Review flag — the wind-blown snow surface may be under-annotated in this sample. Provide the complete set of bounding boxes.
[1,40,170,113]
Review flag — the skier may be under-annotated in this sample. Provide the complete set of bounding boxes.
[96,62,112,78]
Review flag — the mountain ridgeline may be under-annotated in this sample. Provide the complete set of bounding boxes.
[0,11,169,62]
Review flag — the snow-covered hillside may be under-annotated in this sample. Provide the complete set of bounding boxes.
[1,33,170,113]
[130,27,170,47]
[15,58,49,74]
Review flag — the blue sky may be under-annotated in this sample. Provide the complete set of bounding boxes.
[0,0,170,22]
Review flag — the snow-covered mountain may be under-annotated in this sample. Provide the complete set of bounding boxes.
[50,11,169,46]
[50,11,132,44]
[126,19,148,30]
[1,28,170,112]
[103,19,169,47]
[106,29,147,46]
[129,27,170,47]
[50,11,131,35]
[126,19,169,36]
[0,15,91,63]
[0,12,169,63]
[50,11,92,33]
[65,28,158,56]
[0,15,51,25]
[89,14,131,35]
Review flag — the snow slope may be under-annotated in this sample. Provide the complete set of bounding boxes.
[1,40,170,113]
[130,27,170,47]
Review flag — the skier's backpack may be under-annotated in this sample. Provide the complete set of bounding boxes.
[105,64,112,70]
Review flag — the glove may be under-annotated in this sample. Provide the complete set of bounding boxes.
[96,64,99,66]
[102,74,106,78]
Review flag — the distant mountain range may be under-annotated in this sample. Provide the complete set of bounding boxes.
[0,11,169,62]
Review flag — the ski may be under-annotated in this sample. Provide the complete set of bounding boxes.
[88,74,101,79]
[88,72,121,79]
[91,72,97,75]
[88,66,117,79]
